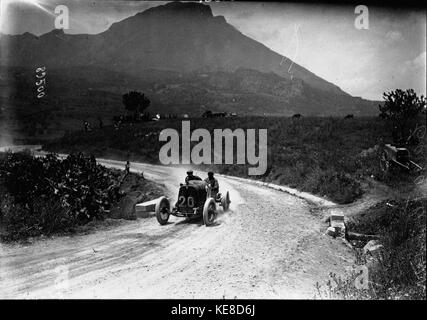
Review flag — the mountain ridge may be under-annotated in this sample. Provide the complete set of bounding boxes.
[0,1,378,117]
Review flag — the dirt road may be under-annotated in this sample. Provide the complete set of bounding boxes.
[0,157,354,299]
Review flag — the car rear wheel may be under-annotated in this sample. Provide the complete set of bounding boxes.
[221,191,230,212]
[155,196,170,225]
[203,198,216,226]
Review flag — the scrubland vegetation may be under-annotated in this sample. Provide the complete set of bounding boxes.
[0,151,163,241]
[45,116,425,204]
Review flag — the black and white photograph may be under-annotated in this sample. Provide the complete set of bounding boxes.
[0,0,426,303]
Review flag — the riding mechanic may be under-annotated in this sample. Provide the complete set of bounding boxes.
[204,171,219,199]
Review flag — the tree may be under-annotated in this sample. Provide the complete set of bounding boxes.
[122,91,150,119]
[202,110,212,118]
[379,89,426,143]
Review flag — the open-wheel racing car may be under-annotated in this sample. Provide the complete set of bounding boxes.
[155,180,231,226]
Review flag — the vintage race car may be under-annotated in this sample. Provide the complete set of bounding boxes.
[155,180,230,226]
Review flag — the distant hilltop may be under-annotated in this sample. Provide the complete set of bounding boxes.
[0,1,378,116]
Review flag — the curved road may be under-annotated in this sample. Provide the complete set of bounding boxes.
[0,155,354,299]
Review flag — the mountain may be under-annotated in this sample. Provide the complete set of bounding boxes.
[0,1,378,133]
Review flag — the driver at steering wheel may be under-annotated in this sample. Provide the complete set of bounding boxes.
[185,170,202,183]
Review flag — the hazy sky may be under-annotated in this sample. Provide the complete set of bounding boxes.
[0,0,425,100]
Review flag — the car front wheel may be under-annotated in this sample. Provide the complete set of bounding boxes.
[221,191,230,212]
[203,198,216,226]
[155,196,170,225]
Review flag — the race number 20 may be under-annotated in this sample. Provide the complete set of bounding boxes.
[178,196,194,207]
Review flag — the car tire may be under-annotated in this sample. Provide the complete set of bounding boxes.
[155,196,170,225]
[203,198,216,226]
[221,191,230,212]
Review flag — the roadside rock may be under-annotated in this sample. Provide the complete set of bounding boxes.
[135,198,161,218]
[326,226,336,237]
[365,256,381,272]
[346,232,380,242]
[363,240,384,258]
[329,209,346,237]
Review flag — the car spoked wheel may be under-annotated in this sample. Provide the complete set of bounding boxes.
[203,198,216,226]
[221,191,230,212]
[155,196,170,225]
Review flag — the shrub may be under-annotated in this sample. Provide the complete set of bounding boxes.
[303,169,363,204]
[370,199,426,299]
[0,152,124,240]
[379,89,426,143]
[1,194,75,241]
